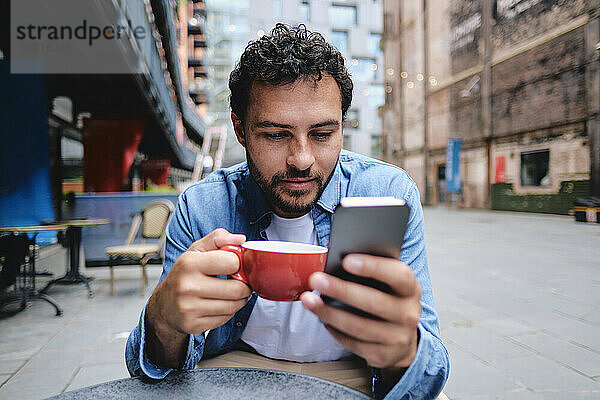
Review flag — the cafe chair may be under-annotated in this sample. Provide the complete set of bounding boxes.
[105,199,174,296]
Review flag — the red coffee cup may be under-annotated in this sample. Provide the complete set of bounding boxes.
[221,240,328,301]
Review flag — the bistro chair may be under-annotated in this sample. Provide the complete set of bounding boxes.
[105,199,174,296]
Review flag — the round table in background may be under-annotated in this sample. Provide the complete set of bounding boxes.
[45,368,371,400]
[41,218,109,297]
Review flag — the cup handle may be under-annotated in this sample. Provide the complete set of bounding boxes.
[220,244,248,285]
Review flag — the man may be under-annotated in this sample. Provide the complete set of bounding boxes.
[126,24,449,399]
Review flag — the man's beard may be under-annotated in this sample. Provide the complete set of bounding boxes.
[246,153,334,216]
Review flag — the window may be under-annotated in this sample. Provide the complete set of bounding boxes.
[213,40,230,58]
[299,1,310,23]
[368,33,381,55]
[210,65,230,80]
[331,30,348,53]
[329,5,357,28]
[520,149,550,186]
[371,135,382,158]
[368,84,385,107]
[350,57,377,81]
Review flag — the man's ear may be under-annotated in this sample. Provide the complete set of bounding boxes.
[231,112,246,147]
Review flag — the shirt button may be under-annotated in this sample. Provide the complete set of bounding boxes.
[236,321,243,327]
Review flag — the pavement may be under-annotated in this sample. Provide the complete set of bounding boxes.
[427,208,600,399]
[0,207,598,399]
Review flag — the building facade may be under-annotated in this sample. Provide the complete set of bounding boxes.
[382,0,599,214]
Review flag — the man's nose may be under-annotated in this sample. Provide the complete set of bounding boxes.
[286,139,315,171]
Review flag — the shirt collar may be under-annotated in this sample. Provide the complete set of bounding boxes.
[240,166,273,225]
[315,157,341,214]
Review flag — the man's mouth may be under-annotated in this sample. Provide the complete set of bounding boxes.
[280,178,316,190]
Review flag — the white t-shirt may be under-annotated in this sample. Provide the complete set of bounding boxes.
[240,213,352,362]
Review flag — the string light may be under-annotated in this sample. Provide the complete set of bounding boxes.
[386,68,394,76]
[257,29,265,37]
[416,73,424,81]
[370,63,378,71]
[407,81,414,88]
[400,71,408,79]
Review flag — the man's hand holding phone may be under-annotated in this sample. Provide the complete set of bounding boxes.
[300,254,422,371]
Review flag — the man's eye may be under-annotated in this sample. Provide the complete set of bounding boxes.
[311,131,332,140]
[265,132,288,140]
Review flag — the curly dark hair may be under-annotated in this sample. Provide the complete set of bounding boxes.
[229,23,353,125]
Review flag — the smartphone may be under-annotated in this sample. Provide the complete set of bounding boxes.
[322,197,410,318]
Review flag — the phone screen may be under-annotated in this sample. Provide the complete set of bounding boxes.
[322,197,410,318]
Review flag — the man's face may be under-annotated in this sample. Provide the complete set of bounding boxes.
[232,74,343,218]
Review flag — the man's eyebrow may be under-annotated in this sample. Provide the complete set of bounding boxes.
[252,121,294,129]
[310,120,339,129]
[252,120,340,130]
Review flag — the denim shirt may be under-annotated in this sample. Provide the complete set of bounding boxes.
[125,150,449,399]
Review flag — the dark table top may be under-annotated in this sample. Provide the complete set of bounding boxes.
[45,368,371,400]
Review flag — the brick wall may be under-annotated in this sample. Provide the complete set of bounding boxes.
[491,27,587,137]
[492,0,587,51]
[450,76,483,141]
[450,0,482,74]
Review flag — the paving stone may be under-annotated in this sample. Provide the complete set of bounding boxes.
[19,348,85,375]
[528,313,600,353]
[82,339,127,366]
[442,341,523,399]
[439,309,471,330]
[64,363,129,393]
[0,366,76,400]
[0,359,25,375]
[582,308,600,325]
[43,320,106,351]
[477,317,538,337]
[443,325,534,364]
[457,389,546,400]
[0,374,11,387]
[492,353,600,391]
[508,331,600,377]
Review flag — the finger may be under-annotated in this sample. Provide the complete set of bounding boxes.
[178,249,241,276]
[189,228,246,252]
[196,277,252,300]
[309,272,416,322]
[188,297,251,317]
[324,325,414,369]
[176,274,251,300]
[300,291,400,344]
[187,314,236,335]
[342,255,421,298]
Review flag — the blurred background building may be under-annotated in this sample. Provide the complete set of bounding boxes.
[381,0,599,214]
